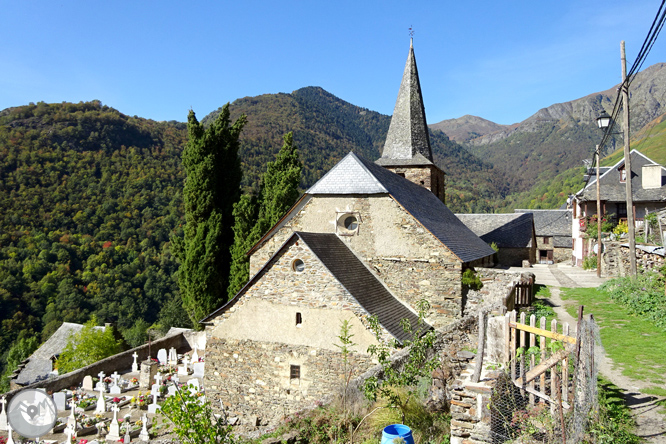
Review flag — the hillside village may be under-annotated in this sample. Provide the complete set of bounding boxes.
[1,38,666,444]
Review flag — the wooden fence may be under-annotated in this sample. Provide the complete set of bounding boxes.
[504,310,576,410]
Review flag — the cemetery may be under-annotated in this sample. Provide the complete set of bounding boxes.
[0,338,206,444]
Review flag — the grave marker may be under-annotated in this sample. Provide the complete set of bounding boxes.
[131,352,139,372]
[192,347,200,363]
[53,392,67,412]
[168,347,178,365]
[0,396,7,431]
[157,348,167,365]
[107,405,121,441]
[82,375,94,391]
[178,355,189,376]
[139,414,150,442]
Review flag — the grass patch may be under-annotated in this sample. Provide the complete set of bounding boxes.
[560,287,666,388]
[586,378,641,444]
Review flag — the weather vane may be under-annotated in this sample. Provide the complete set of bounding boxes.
[409,26,414,38]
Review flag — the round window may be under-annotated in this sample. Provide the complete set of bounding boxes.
[292,259,305,272]
[344,215,358,231]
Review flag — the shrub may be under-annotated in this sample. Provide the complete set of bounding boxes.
[613,221,628,236]
[462,269,483,291]
[582,255,597,270]
[599,272,666,329]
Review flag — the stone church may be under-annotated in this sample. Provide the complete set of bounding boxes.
[201,40,495,426]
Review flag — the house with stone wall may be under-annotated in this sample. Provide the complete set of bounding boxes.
[514,209,572,264]
[201,39,495,428]
[455,213,536,267]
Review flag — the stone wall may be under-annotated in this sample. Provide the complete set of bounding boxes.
[204,338,375,428]
[465,269,533,316]
[602,241,665,276]
[382,165,446,203]
[249,195,464,329]
[6,331,190,396]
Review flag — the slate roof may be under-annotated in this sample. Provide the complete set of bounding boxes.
[14,322,105,386]
[306,152,495,263]
[514,209,573,249]
[455,213,534,248]
[377,39,434,166]
[202,232,425,343]
[575,150,666,202]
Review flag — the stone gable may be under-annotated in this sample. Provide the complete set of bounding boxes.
[248,195,463,328]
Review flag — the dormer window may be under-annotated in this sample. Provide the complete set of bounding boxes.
[619,166,626,182]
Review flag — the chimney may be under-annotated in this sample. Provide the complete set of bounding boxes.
[642,164,663,189]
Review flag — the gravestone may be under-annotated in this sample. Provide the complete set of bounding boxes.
[131,352,139,373]
[178,356,189,376]
[53,392,67,412]
[0,396,8,431]
[110,372,122,394]
[187,378,200,391]
[6,423,14,444]
[157,348,167,365]
[65,424,76,444]
[191,347,200,363]
[139,360,157,389]
[82,375,94,391]
[168,347,178,365]
[167,384,177,397]
[192,362,205,378]
[67,399,77,429]
[124,424,132,444]
[139,414,150,442]
[95,371,106,392]
[107,405,121,441]
[151,373,162,397]
[147,392,160,414]
[95,386,106,414]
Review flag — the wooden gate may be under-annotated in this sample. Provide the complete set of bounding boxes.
[505,310,576,410]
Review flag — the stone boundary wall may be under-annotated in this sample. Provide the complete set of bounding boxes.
[602,241,665,276]
[6,331,191,398]
[465,269,533,316]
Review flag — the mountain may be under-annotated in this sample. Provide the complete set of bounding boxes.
[429,115,512,143]
[207,86,513,212]
[433,62,666,196]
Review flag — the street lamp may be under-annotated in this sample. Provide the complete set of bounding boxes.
[596,111,612,130]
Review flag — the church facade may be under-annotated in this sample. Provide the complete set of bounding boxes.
[202,40,495,427]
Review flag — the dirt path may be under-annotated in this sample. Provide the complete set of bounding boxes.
[524,265,666,443]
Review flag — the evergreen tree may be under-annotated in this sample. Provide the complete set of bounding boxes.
[174,105,246,325]
[227,132,302,297]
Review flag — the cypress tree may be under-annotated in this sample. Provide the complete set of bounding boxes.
[174,105,246,325]
[227,132,302,297]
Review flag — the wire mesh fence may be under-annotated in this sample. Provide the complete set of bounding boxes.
[488,314,599,444]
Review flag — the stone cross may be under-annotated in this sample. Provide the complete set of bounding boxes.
[107,404,121,441]
[132,352,139,372]
[0,396,7,431]
[6,423,14,444]
[192,347,199,363]
[95,371,107,392]
[178,356,189,376]
[110,371,122,394]
[65,424,76,444]
[124,424,132,443]
[168,347,178,365]
[97,370,105,381]
[95,386,106,414]
[67,398,77,429]
[139,414,150,442]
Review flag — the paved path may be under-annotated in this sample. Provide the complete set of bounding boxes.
[508,263,666,443]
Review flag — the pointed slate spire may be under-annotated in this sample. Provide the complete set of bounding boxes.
[377,39,433,165]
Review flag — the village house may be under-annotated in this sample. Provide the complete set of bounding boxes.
[200,40,495,427]
[455,212,536,267]
[570,149,666,266]
[514,209,572,264]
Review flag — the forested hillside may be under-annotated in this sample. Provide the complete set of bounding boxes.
[0,101,190,374]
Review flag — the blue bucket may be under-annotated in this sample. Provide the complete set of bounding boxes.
[381,424,414,444]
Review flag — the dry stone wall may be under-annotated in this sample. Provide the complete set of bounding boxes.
[205,338,375,428]
[602,241,665,276]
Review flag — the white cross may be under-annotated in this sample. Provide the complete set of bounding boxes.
[112,403,120,420]
[98,371,106,381]
[171,375,179,384]
[0,396,6,412]
[112,371,120,380]
[154,372,161,385]
[132,352,138,361]
[69,398,77,414]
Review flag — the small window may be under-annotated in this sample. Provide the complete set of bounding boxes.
[292,259,305,272]
[296,312,302,326]
[543,237,549,244]
[344,215,358,230]
[397,172,406,178]
[290,365,300,380]
[620,167,626,182]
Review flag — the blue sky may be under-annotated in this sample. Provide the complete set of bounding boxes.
[2,1,665,125]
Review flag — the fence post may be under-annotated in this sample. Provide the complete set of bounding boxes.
[472,310,487,383]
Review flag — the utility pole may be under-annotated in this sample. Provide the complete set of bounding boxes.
[596,145,602,277]
[621,41,637,276]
